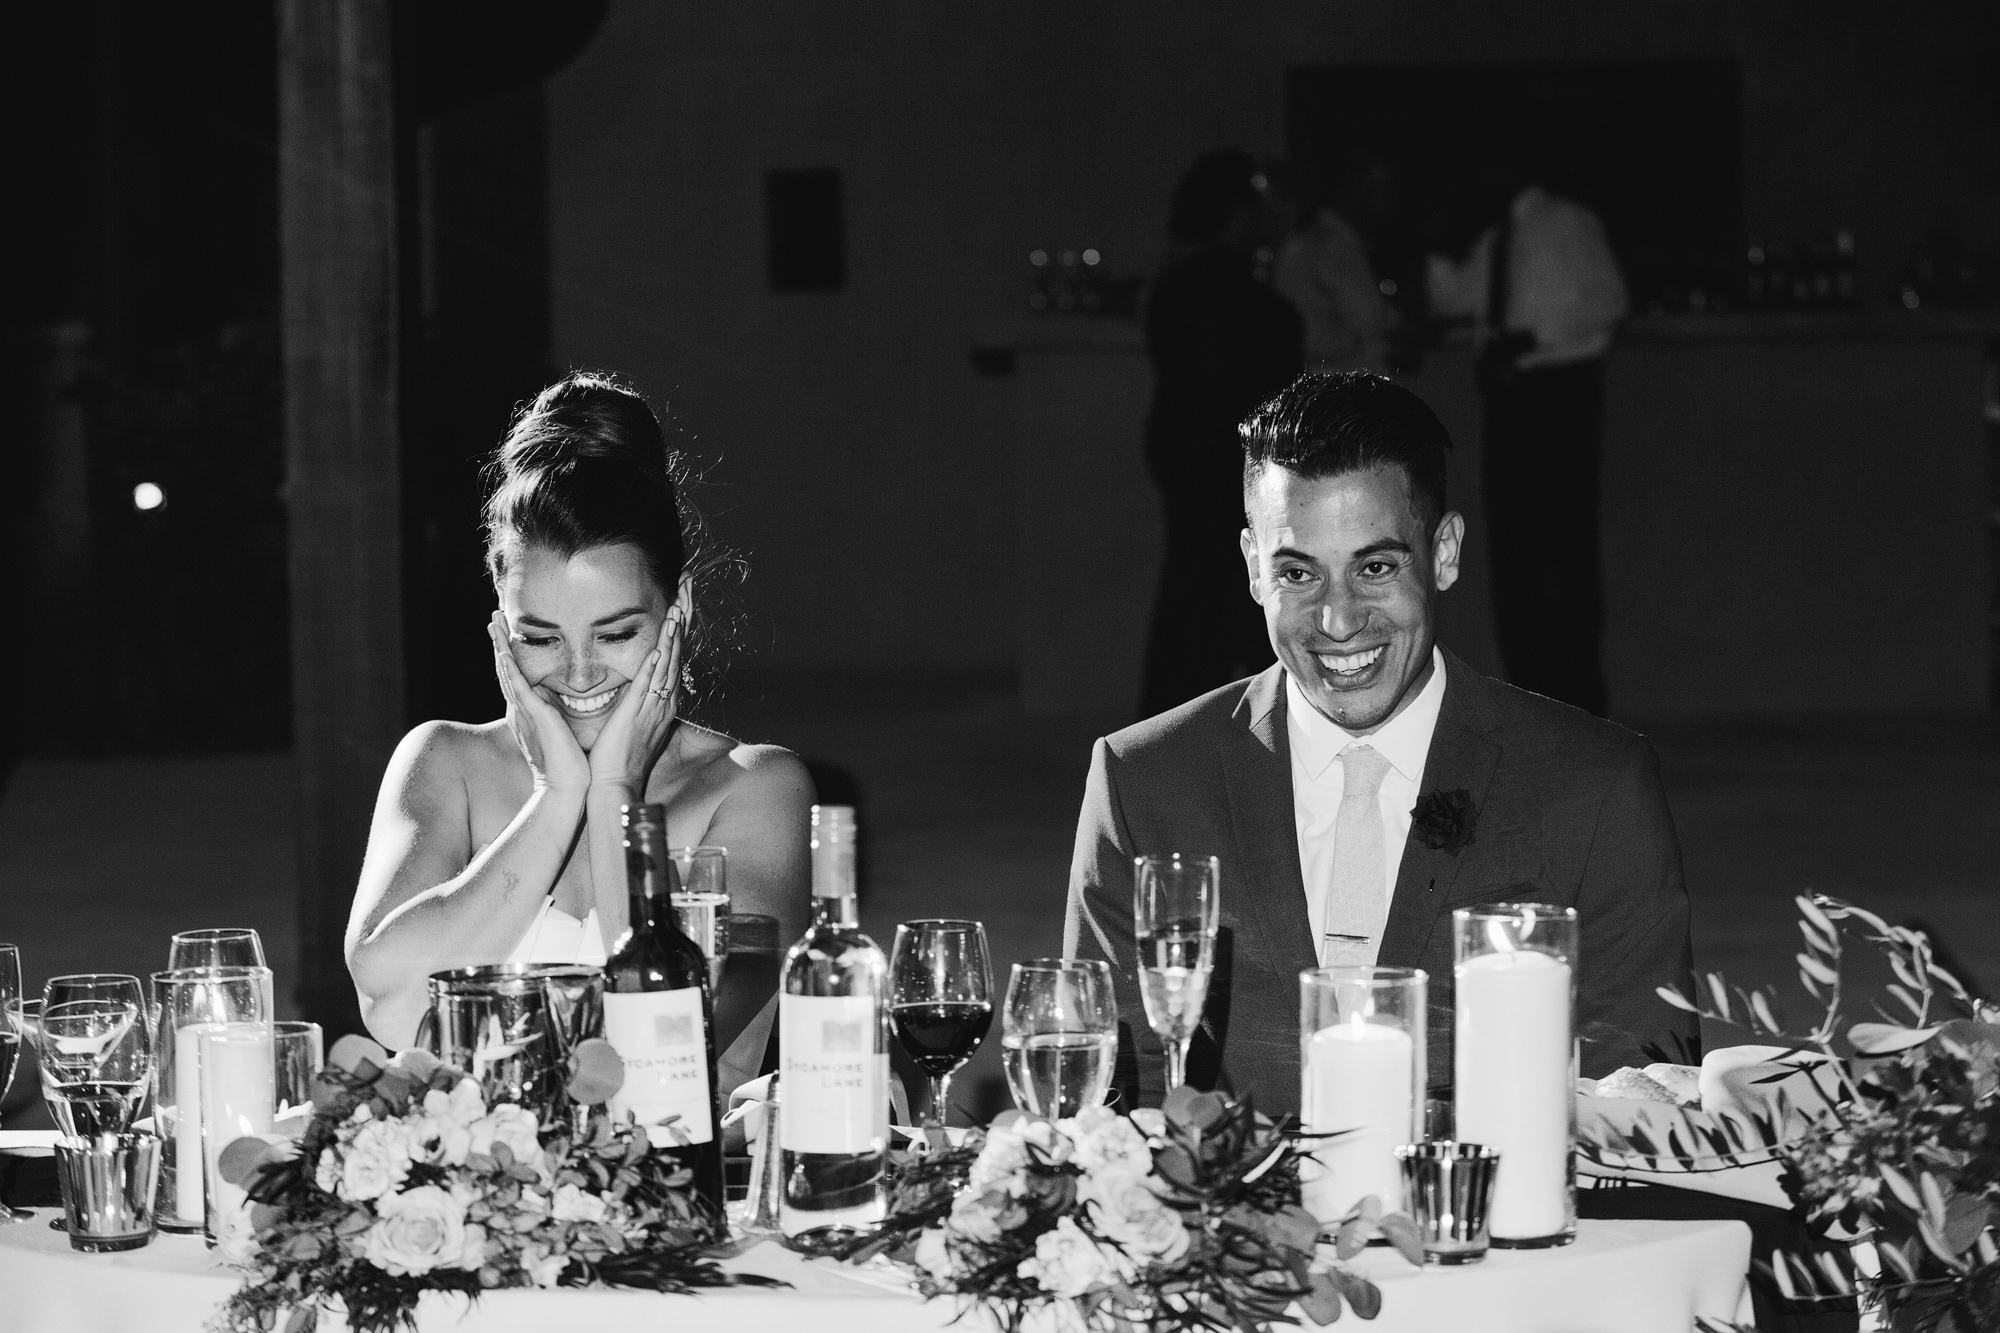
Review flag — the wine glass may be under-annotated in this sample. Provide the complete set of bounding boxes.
[1133,853,1220,1092]
[34,999,152,1139]
[168,929,266,971]
[889,920,993,1129]
[0,946,19,1106]
[44,974,146,1013]
[670,847,729,990]
[1001,960,1118,1118]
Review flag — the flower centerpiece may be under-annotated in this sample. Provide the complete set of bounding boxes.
[211,1034,780,1333]
[1581,894,2000,1333]
[835,1088,1422,1333]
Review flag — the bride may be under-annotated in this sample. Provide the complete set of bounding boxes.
[345,372,812,1090]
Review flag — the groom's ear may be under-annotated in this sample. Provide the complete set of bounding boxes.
[1240,527,1263,604]
[1431,512,1464,593]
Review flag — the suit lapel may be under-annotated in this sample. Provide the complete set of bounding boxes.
[1378,653,1502,967]
[1220,667,1317,980]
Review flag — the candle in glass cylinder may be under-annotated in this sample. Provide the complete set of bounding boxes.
[1454,949,1573,1242]
[199,1024,274,1235]
[1304,1013,1415,1217]
[173,1023,219,1221]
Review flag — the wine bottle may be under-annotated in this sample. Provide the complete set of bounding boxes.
[778,804,890,1237]
[602,802,725,1212]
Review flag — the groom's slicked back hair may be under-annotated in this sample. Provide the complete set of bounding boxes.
[1240,371,1453,532]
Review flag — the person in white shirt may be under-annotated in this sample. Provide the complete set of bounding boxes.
[1274,206,1392,376]
[1428,175,1627,716]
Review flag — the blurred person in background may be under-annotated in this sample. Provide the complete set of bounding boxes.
[1139,149,1304,719]
[345,373,812,1091]
[1273,155,1395,375]
[1427,159,1627,716]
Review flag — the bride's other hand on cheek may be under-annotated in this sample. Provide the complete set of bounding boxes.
[587,606,684,795]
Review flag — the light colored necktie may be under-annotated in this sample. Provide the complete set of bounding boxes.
[1322,745,1393,967]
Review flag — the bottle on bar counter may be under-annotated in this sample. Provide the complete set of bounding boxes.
[779,804,890,1238]
[602,802,725,1212]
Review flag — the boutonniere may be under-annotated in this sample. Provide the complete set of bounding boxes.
[1411,789,1478,857]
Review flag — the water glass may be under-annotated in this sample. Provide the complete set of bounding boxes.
[1396,1141,1501,1265]
[671,846,729,988]
[34,999,151,1139]
[151,966,272,1232]
[1133,853,1220,1091]
[168,929,267,971]
[1002,959,1117,1118]
[889,920,993,1128]
[55,1132,161,1251]
[274,1021,324,1118]
[43,974,145,1013]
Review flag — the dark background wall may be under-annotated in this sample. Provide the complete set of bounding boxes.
[545,1,2000,680]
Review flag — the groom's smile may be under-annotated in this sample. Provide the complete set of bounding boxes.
[1241,463,1462,735]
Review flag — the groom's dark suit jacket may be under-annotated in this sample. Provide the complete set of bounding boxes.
[1064,650,1697,1114]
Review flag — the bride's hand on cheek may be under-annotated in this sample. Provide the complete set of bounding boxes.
[488,611,590,794]
[587,607,683,795]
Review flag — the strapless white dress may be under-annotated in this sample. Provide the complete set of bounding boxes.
[505,898,609,966]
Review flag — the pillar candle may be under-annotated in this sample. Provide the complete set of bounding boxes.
[173,1022,220,1221]
[1302,1015,1415,1219]
[1454,949,1573,1240]
[199,1024,274,1234]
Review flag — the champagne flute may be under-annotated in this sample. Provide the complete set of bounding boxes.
[34,999,152,1139]
[670,847,729,990]
[1001,960,1117,1118]
[889,920,993,1129]
[44,974,145,1013]
[1133,853,1220,1092]
[168,929,266,971]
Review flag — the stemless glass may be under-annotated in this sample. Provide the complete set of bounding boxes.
[1001,960,1117,1118]
[888,920,993,1128]
[1133,853,1221,1091]
[44,974,145,1013]
[34,999,151,1139]
[274,1022,324,1118]
[168,929,266,971]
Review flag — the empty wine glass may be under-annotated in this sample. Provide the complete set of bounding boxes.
[0,946,19,1106]
[34,999,152,1139]
[43,974,145,1014]
[168,929,266,971]
[1002,960,1118,1118]
[1133,853,1220,1092]
[889,920,993,1129]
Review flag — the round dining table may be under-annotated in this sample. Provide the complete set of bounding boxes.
[0,1210,1750,1333]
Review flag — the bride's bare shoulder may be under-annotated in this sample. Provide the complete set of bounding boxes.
[677,724,811,800]
[383,719,517,794]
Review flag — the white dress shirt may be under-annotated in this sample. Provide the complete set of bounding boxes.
[1272,208,1391,374]
[1426,186,1628,369]
[1286,648,1448,965]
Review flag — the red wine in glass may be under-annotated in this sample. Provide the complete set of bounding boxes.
[892,1002,994,1077]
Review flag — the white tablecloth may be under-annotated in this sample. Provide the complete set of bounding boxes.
[0,1211,1750,1333]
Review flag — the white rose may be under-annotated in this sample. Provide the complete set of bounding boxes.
[1080,1167,1188,1264]
[469,1104,542,1166]
[518,1243,569,1288]
[1065,1107,1153,1174]
[1017,1217,1115,1297]
[550,1182,608,1224]
[968,1122,1031,1191]
[948,1188,1014,1244]
[362,1184,468,1277]
[916,1227,953,1278]
[340,1119,414,1201]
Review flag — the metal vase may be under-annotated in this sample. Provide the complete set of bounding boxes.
[420,964,605,1127]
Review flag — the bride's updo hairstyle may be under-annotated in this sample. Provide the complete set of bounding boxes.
[483,371,737,702]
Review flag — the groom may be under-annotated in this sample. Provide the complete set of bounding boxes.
[1065,371,1697,1111]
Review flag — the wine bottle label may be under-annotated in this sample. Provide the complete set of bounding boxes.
[779,994,888,1154]
[603,990,714,1146]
